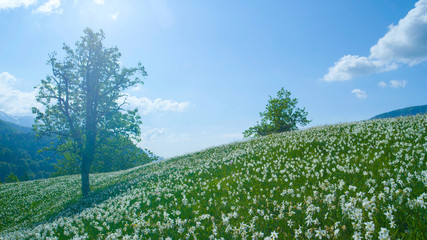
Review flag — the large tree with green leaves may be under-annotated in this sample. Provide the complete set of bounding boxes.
[32,28,147,197]
[243,88,310,138]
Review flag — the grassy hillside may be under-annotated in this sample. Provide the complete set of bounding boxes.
[1,115,426,239]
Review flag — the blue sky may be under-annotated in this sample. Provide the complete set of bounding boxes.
[0,0,426,158]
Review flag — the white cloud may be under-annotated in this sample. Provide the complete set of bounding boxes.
[0,0,36,10]
[0,72,40,116]
[324,55,396,82]
[142,127,190,143]
[110,12,118,20]
[122,94,192,115]
[142,128,168,141]
[370,0,427,65]
[324,0,427,81]
[93,0,104,5]
[0,73,191,117]
[378,81,387,88]
[378,80,407,88]
[33,0,62,14]
[351,89,367,99]
[166,133,190,143]
[389,80,407,88]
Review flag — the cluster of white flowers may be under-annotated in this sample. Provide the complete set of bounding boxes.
[1,115,426,239]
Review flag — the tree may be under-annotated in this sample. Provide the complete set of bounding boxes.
[243,88,310,138]
[32,28,147,197]
[5,173,19,183]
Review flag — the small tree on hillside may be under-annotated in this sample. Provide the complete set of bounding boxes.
[243,88,310,138]
[32,28,147,197]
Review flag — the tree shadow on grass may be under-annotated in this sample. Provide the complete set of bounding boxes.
[39,176,142,225]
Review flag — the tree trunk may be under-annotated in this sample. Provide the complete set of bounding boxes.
[81,127,96,197]
[81,110,97,197]
[82,71,98,197]
[81,162,90,197]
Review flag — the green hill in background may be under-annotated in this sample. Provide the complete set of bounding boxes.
[371,104,427,119]
[0,118,159,183]
[0,119,57,182]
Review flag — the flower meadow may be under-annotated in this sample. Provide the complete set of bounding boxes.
[0,115,426,239]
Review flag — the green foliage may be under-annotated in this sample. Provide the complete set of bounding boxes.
[243,87,310,138]
[0,119,57,182]
[4,173,19,183]
[32,28,147,196]
[53,136,158,176]
[92,136,158,173]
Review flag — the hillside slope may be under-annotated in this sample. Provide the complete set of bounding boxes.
[371,104,427,119]
[0,119,58,182]
[1,115,426,239]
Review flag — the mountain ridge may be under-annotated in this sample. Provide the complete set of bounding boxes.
[0,111,34,128]
[371,104,427,119]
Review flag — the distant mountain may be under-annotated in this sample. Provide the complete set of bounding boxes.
[0,118,33,134]
[371,104,427,120]
[0,111,34,128]
[0,119,58,182]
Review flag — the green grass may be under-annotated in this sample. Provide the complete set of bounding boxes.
[0,115,426,239]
